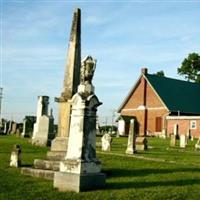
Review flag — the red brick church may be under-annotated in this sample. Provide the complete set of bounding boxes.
[117,68,200,138]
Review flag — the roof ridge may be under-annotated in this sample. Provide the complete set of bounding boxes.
[146,73,200,87]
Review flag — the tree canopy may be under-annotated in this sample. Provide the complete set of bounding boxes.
[154,70,165,77]
[178,52,200,83]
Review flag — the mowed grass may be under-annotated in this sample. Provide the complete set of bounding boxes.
[1,135,200,200]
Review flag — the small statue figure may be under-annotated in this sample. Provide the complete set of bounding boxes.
[10,144,21,167]
[80,56,96,84]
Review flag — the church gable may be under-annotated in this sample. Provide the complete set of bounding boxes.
[121,75,166,113]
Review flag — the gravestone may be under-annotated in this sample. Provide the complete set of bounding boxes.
[118,118,125,136]
[32,96,54,146]
[180,134,186,148]
[3,121,7,134]
[54,56,105,192]
[7,121,13,134]
[21,116,36,138]
[136,137,147,151]
[21,118,27,137]
[170,134,176,147]
[16,128,20,137]
[10,145,21,167]
[126,119,136,154]
[11,122,17,134]
[101,133,112,151]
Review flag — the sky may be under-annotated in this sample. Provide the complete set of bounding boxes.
[1,0,200,124]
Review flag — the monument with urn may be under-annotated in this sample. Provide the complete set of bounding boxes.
[54,56,106,192]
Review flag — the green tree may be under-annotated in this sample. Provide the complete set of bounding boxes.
[154,70,165,77]
[178,52,200,83]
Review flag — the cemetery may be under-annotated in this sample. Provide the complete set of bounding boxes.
[1,4,200,200]
[1,135,200,200]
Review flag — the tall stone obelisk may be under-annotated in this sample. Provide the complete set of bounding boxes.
[50,8,81,153]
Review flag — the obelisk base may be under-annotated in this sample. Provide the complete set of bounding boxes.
[54,172,105,192]
[50,137,69,152]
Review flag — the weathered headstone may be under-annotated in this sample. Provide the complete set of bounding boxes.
[170,134,176,147]
[51,8,81,154]
[32,96,54,146]
[160,128,167,139]
[7,121,13,134]
[180,134,186,148]
[10,145,21,167]
[118,118,125,136]
[21,118,27,137]
[101,133,112,151]
[11,122,17,134]
[3,121,7,134]
[126,119,136,154]
[136,137,148,151]
[54,56,105,192]
[16,128,20,137]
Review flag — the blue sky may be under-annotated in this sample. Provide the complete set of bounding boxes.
[1,0,200,124]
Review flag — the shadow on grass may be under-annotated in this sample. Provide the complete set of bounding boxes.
[103,168,200,178]
[106,179,200,190]
[20,164,33,167]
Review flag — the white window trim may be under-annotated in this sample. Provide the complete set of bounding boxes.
[190,120,197,130]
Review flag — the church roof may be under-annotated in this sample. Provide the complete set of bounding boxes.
[118,73,200,115]
[145,74,200,114]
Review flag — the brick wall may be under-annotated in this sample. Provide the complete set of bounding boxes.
[167,119,200,138]
[121,75,168,135]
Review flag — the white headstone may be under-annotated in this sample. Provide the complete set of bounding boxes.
[21,119,27,137]
[126,119,136,154]
[32,96,54,146]
[118,119,125,136]
[180,134,186,148]
[3,121,7,134]
[101,133,112,151]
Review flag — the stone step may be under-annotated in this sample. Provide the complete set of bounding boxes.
[21,167,54,180]
[34,159,60,171]
[46,151,66,161]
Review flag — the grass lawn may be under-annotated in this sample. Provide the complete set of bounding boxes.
[1,135,200,200]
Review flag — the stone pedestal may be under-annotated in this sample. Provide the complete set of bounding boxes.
[126,119,136,154]
[54,172,105,192]
[50,101,71,152]
[50,137,69,152]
